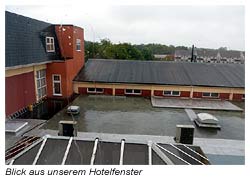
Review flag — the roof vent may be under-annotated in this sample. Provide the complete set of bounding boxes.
[195,113,221,129]
[175,125,195,144]
[58,120,77,137]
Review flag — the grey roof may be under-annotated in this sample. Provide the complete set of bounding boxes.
[175,49,191,57]
[5,11,62,68]
[219,50,242,59]
[74,59,244,88]
[196,49,218,58]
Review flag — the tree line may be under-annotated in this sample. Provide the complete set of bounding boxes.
[84,39,188,61]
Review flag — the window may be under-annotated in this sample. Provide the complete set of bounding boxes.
[125,89,133,94]
[242,94,245,99]
[202,92,219,98]
[96,88,104,93]
[87,88,104,93]
[36,69,47,99]
[163,91,180,96]
[125,89,141,95]
[53,75,62,96]
[46,37,55,52]
[76,39,81,51]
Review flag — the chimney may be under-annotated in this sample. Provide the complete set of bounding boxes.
[191,45,195,62]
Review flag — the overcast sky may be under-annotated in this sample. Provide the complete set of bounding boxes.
[6,5,245,51]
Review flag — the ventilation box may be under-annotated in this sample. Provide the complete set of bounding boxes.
[58,120,77,137]
[175,125,195,144]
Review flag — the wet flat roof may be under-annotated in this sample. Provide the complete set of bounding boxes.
[42,95,244,140]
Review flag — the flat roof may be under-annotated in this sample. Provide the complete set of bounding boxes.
[42,96,245,140]
[74,59,245,88]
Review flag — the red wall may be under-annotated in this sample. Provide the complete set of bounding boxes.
[5,72,36,116]
[180,91,190,97]
[115,89,125,96]
[78,87,87,94]
[47,25,84,98]
[104,88,112,95]
[154,90,163,96]
[233,94,244,101]
[142,90,151,97]
[220,93,230,100]
[55,26,74,58]
[193,92,202,98]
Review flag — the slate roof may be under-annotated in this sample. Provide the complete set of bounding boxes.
[196,49,218,58]
[74,59,244,88]
[175,49,191,57]
[5,11,62,68]
[219,50,242,59]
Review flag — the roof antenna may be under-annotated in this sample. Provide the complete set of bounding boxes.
[191,45,195,62]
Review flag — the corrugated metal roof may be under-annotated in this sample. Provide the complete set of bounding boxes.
[5,11,62,67]
[74,59,244,88]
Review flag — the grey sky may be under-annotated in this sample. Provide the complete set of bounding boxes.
[6,5,245,51]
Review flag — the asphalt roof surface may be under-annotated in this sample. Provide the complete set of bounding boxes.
[74,59,244,88]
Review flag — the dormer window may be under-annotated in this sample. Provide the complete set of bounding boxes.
[46,37,55,52]
[76,39,81,51]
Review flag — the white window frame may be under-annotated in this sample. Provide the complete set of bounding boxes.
[36,69,47,100]
[163,91,180,96]
[202,92,219,98]
[52,74,62,96]
[124,89,142,95]
[76,39,81,51]
[46,37,55,52]
[87,88,104,93]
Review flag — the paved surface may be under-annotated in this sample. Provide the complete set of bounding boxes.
[151,96,243,111]
[185,109,197,121]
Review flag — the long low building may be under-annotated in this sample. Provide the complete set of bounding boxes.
[73,59,245,101]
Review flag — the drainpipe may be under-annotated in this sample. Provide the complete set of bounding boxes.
[229,89,233,101]
[190,86,194,99]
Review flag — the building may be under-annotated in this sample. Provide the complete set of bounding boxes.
[174,49,192,62]
[175,48,245,64]
[153,54,174,61]
[73,59,245,101]
[5,11,85,117]
[219,50,245,64]
[195,49,220,63]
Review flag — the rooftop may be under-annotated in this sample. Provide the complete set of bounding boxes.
[5,11,62,68]
[42,96,244,140]
[6,95,245,164]
[74,59,244,88]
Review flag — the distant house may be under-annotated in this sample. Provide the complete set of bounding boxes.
[5,11,85,117]
[174,50,192,62]
[154,54,174,61]
[175,48,245,64]
[219,50,245,64]
[195,49,219,63]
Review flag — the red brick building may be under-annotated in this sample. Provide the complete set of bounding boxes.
[5,12,84,117]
